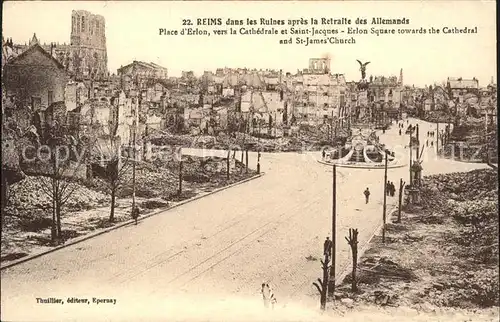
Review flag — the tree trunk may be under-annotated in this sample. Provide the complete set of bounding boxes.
[56,199,62,240]
[178,160,183,195]
[321,253,330,309]
[109,184,116,222]
[50,178,57,243]
[397,179,404,223]
[55,182,62,240]
[245,149,249,173]
[1,176,8,231]
[351,242,358,292]
[226,148,230,180]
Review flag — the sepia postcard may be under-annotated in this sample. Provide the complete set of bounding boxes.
[1,0,498,321]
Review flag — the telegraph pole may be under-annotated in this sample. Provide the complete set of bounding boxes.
[415,124,420,162]
[382,151,388,243]
[436,122,439,156]
[328,163,337,297]
[331,110,334,144]
[132,119,137,212]
[485,109,489,163]
[409,132,413,186]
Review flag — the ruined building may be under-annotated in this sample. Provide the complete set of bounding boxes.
[2,10,108,80]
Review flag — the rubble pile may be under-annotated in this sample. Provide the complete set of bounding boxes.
[420,111,453,123]
[5,176,109,217]
[118,162,178,199]
[443,118,498,162]
[348,256,417,286]
[114,155,251,200]
[345,168,499,309]
[3,176,110,233]
[149,133,193,147]
[155,130,332,153]
[419,170,498,307]
[422,169,497,201]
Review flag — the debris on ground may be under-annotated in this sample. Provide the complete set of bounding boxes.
[337,168,499,311]
[1,154,257,265]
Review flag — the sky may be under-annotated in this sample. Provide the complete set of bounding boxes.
[2,1,497,87]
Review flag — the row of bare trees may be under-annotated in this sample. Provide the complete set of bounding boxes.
[28,119,133,244]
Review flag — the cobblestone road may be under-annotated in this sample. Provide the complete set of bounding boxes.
[0,118,489,321]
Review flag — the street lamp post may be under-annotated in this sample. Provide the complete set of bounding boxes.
[436,122,439,155]
[409,132,413,186]
[382,150,388,243]
[416,124,420,162]
[328,163,337,298]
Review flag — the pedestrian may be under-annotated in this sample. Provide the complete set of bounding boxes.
[364,187,370,204]
[431,141,434,147]
[386,181,391,196]
[323,237,333,257]
[322,149,326,159]
[399,129,402,136]
[390,182,395,197]
[426,140,429,147]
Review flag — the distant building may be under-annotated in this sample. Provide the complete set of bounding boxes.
[117,60,168,90]
[307,58,331,74]
[3,10,109,80]
[447,77,480,103]
[3,43,69,113]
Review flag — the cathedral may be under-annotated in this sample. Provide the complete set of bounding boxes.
[2,10,108,80]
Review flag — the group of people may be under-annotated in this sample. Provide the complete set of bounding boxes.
[398,122,414,136]
[386,181,396,197]
[427,131,436,137]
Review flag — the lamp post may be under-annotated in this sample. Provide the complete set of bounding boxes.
[328,163,337,297]
[436,122,439,155]
[382,150,388,243]
[131,94,141,213]
[409,132,413,186]
[416,124,420,162]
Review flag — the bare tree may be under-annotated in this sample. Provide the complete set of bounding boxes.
[36,124,82,244]
[91,130,132,223]
[104,138,131,222]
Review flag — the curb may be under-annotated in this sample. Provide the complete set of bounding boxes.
[335,206,399,286]
[1,172,265,271]
[317,160,407,169]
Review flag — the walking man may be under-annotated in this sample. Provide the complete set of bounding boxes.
[324,237,333,258]
[386,181,391,196]
[364,187,370,204]
[390,182,395,197]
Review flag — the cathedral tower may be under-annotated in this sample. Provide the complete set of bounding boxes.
[70,10,108,79]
